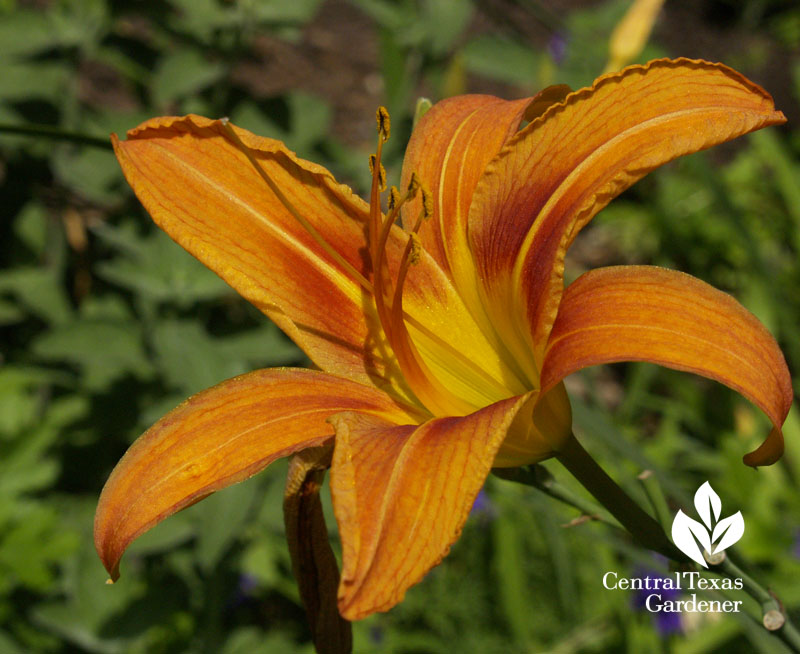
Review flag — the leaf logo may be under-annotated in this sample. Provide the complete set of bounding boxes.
[671,481,744,568]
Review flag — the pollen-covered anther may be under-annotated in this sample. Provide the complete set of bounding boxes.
[408,232,422,265]
[368,154,387,193]
[420,188,433,220]
[376,106,391,141]
[407,172,421,198]
[388,186,402,211]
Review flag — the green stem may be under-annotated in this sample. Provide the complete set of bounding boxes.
[712,553,800,650]
[492,464,622,530]
[637,470,673,533]
[721,555,776,609]
[555,432,684,561]
[0,123,112,149]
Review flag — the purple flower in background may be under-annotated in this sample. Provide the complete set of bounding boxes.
[632,567,682,636]
[793,528,800,559]
[227,573,259,610]
[369,625,384,646]
[469,489,497,523]
[548,32,568,65]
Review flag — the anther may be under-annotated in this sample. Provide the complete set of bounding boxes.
[376,106,390,141]
[421,188,433,219]
[388,186,402,210]
[408,232,422,265]
[378,164,386,192]
[368,154,387,192]
[407,172,421,197]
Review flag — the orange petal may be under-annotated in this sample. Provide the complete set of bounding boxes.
[400,95,529,283]
[113,115,419,402]
[95,368,420,580]
[469,59,786,375]
[541,266,793,466]
[400,90,568,345]
[328,393,530,620]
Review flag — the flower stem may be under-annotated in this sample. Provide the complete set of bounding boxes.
[0,123,112,149]
[637,470,673,533]
[492,464,622,530]
[554,432,685,561]
[707,542,800,650]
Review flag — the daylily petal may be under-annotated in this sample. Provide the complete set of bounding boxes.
[94,368,420,580]
[493,382,572,467]
[113,116,408,398]
[400,95,530,285]
[400,90,569,375]
[541,266,793,466]
[469,59,786,377]
[328,393,531,620]
[113,115,512,412]
[284,444,351,654]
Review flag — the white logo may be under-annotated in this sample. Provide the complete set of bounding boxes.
[671,481,744,568]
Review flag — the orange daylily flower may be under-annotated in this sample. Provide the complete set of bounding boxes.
[96,58,792,648]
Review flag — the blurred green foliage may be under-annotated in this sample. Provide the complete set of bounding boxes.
[2,0,800,652]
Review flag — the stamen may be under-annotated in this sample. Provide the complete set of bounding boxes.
[368,154,387,192]
[376,106,390,141]
[368,110,393,342]
[390,232,421,347]
[421,188,433,220]
[388,186,401,210]
[373,177,425,311]
[407,172,421,196]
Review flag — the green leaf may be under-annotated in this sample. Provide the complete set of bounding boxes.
[193,479,261,572]
[221,628,300,654]
[151,320,246,395]
[0,267,73,325]
[247,0,323,23]
[0,299,24,326]
[12,202,49,256]
[125,509,195,559]
[52,146,122,205]
[0,506,80,592]
[231,92,331,157]
[419,0,473,56]
[0,10,59,57]
[491,507,534,646]
[217,322,303,367]
[284,91,331,153]
[32,320,153,390]
[47,0,109,52]
[168,0,235,41]
[152,50,225,109]
[0,631,25,654]
[94,227,230,306]
[0,370,40,439]
[462,35,541,88]
[346,0,408,29]
[0,62,70,102]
